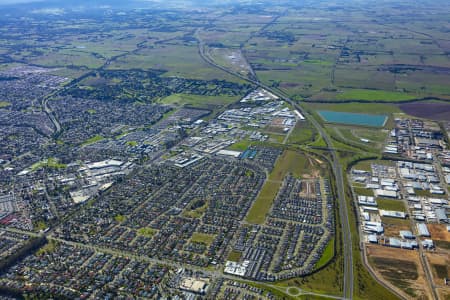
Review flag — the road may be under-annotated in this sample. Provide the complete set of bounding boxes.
[195,29,354,299]
[2,226,345,300]
[348,183,408,300]
[306,108,354,300]
[40,40,149,137]
[8,34,357,297]
[1,28,355,299]
[40,72,95,136]
[398,166,440,300]
[31,30,355,299]
[43,97,61,134]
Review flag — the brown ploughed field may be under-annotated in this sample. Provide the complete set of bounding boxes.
[399,102,450,121]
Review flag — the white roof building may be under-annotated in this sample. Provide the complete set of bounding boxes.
[417,223,430,237]
[380,210,406,219]
[224,261,248,277]
[375,189,397,198]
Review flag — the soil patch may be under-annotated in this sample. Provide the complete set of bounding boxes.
[427,224,450,242]
[366,244,431,299]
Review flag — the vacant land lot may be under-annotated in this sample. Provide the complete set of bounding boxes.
[329,126,386,151]
[137,227,156,238]
[380,217,411,237]
[425,252,450,299]
[287,121,316,145]
[427,252,449,279]
[353,187,373,197]
[246,150,317,224]
[377,199,406,211]
[191,233,216,246]
[269,150,314,181]
[227,250,242,262]
[427,224,450,242]
[159,93,239,110]
[246,181,280,224]
[367,244,431,299]
[315,238,335,269]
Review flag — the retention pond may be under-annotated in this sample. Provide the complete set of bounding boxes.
[318,110,387,127]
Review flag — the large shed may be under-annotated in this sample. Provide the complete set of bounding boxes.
[417,223,430,237]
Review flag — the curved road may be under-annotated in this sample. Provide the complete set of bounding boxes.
[195,31,354,299]
[37,29,353,299]
[43,97,61,134]
[41,44,145,137]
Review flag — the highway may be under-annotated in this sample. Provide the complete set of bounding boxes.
[43,96,61,134]
[195,30,354,299]
[39,71,96,137]
[36,31,355,299]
